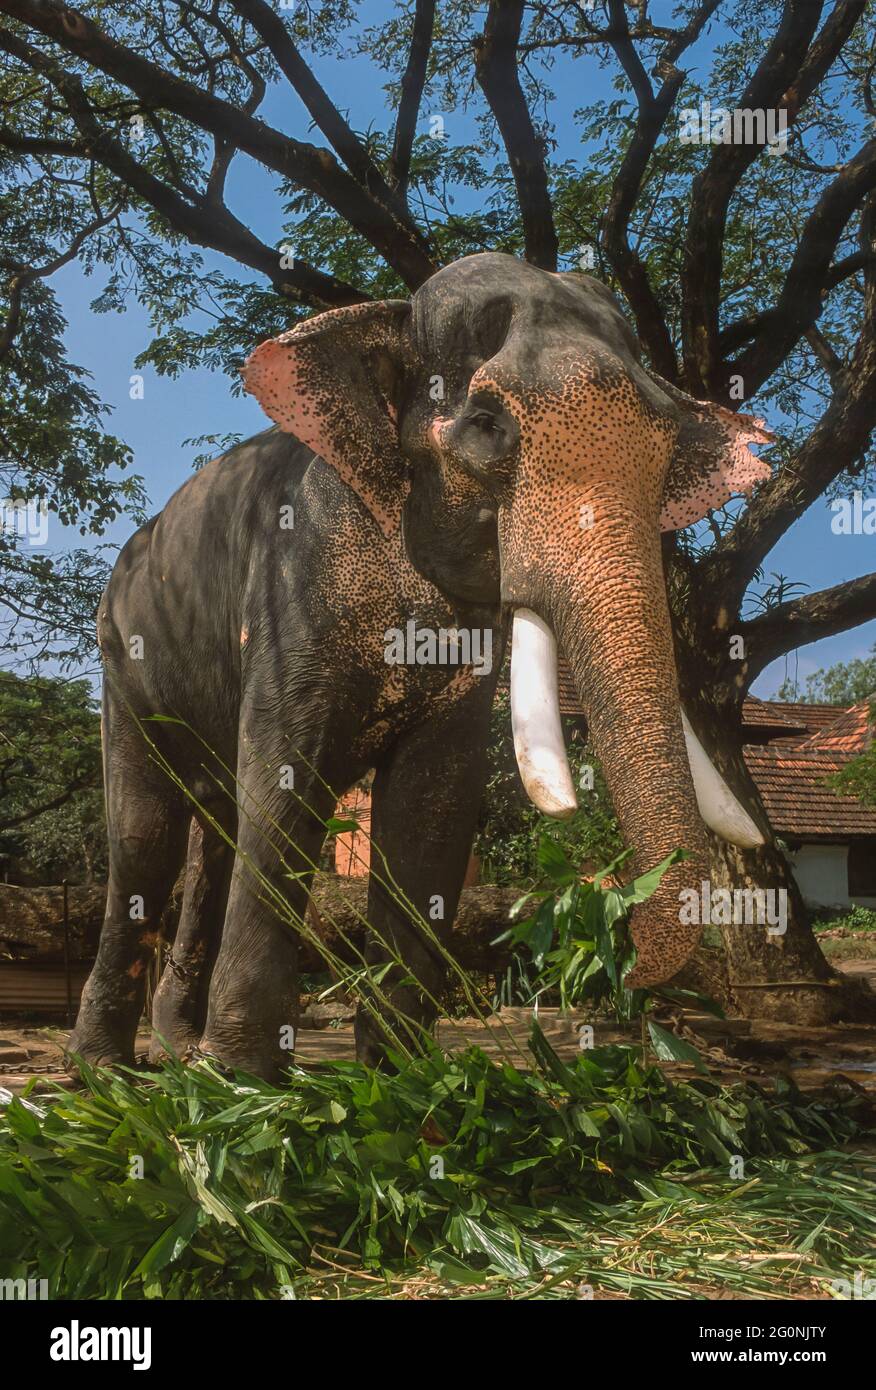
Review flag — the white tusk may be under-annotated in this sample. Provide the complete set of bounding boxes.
[511,609,578,820]
[681,710,765,848]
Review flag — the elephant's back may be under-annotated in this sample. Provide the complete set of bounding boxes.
[99,429,313,717]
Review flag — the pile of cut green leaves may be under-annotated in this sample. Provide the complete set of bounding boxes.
[0,1035,872,1299]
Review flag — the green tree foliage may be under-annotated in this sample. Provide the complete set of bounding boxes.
[475,689,623,883]
[0,669,105,882]
[1,115,147,664]
[776,643,876,704]
[831,697,876,806]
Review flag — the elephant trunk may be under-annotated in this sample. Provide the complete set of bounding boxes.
[507,487,715,987]
[510,609,764,847]
[558,496,706,984]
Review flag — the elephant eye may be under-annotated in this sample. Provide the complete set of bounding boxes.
[471,412,499,432]
[444,396,518,481]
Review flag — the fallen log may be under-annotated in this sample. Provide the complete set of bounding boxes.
[0,876,519,974]
[0,884,104,960]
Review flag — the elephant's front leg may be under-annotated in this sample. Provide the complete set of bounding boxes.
[354,682,495,1066]
[197,729,336,1079]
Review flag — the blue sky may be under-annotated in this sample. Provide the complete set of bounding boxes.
[46,2,875,697]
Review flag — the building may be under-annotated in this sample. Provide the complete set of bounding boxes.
[551,657,875,910]
[742,698,876,909]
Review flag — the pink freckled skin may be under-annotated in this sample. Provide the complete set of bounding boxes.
[240,625,249,646]
[241,302,407,538]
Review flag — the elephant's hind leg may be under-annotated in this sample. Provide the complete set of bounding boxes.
[149,814,234,1063]
[67,705,188,1069]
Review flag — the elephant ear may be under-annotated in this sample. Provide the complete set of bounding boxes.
[241,300,411,537]
[651,373,773,532]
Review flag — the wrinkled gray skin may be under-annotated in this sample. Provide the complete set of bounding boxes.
[70,253,751,1080]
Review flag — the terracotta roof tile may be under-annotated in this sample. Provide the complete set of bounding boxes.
[756,702,844,738]
[743,741,876,839]
[740,697,807,735]
[796,701,873,755]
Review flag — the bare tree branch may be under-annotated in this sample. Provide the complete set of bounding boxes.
[602,0,721,381]
[731,138,876,393]
[0,777,97,832]
[0,30,366,309]
[389,0,435,197]
[701,199,876,611]
[741,571,876,680]
[185,1,267,206]
[681,0,826,395]
[229,0,429,247]
[781,0,869,119]
[0,197,123,357]
[473,0,558,270]
[0,0,436,288]
[718,248,871,353]
[805,324,846,382]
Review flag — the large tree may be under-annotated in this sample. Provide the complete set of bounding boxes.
[1,0,875,1019]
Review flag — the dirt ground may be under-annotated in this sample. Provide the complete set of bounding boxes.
[2,957,875,1096]
[2,965,874,1303]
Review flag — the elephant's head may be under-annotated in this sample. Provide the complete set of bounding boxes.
[242,252,770,987]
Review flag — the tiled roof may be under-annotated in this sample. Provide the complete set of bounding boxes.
[743,699,874,840]
[753,702,842,738]
[796,702,873,754]
[740,697,807,736]
[743,744,876,839]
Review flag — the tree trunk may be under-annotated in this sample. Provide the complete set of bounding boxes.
[683,683,876,1024]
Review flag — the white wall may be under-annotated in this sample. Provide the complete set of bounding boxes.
[789,844,849,907]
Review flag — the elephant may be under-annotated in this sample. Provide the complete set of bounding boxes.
[68,251,769,1080]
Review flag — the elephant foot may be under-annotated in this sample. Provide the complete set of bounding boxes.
[65,1024,132,1074]
[184,1045,235,1077]
[194,1033,291,1083]
[353,1009,394,1068]
[147,1016,203,1066]
[147,1033,200,1066]
[150,953,211,1065]
[354,1001,434,1069]
[67,979,141,1074]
